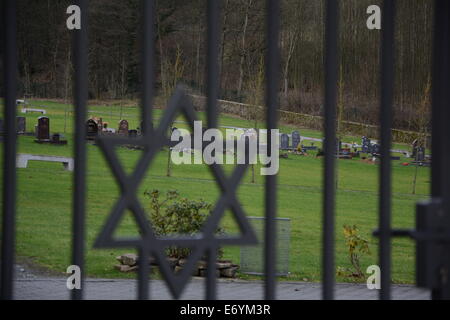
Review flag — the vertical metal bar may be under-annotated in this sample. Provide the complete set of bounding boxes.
[141,0,155,136]
[430,0,450,300]
[205,0,221,300]
[431,0,446,198]
[205,246,217,300]
[71,0,88,300]
[206,0,220,130]
[264,0,280,300]
[137,247,149,300]
[322,0,339,300]
[1,0,17,300]
[137,0,155,300]
[379,0,396,301]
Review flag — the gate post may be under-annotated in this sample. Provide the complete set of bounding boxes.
[413,0,450,300]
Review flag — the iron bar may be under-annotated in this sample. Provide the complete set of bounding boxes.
[141,0,155,136]
[430,0,450,300]
[71,0,88,300]
[206,0,220,130]
[205,0,221,299]
[137,247,150,300]
[264,0,280,300]
[378,0,396,301]
[322,0,339,300]
[1,0,18,300]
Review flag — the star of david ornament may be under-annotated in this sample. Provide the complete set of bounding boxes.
[93,86,257,299]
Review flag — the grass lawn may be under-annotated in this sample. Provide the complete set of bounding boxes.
[0,99,430,283]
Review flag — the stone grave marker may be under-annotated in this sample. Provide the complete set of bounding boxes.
[128,129,138,138]
[37,116,50,141]
[361,136,371,153]
[291,131,301,149]
[280,133,289,150]
[118,120,129,136]
[51,133,60,143]
[86,119,99,140]
[0,119,4,135]
[416,146,425,162]
[16,116,26,134]
[411,139,419,159]
[371,143,380,155]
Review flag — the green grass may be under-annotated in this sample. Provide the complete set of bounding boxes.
[0,99,430,283]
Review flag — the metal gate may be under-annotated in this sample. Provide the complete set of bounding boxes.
[1,0,450,300]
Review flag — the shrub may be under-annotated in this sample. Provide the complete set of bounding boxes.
[337,224,371,279]
[144,189,224,259]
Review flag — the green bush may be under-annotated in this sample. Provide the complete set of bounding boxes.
[144,189,224,259]
[337,224,371,279]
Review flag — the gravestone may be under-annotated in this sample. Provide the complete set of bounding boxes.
[37,116,50,141]
[86,119,99,140]
[291,131,301,150]
[337,140,343,153]
[371,143,380,155]
[0,119,4,135]
[169,127,180,149]
[280,133,289,150]
[51,133,60,143]
[416,146,425,162]
[95,118,103,131]
[16,116,26,134]
[118,120,129,136]
[128,129,138,138]
[361,136,371,153]
[411,139,418,159]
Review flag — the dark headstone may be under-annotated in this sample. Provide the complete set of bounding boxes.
[16,116,26,134]
[361,136,371,153]
[128,129,138,138]
[280,133,289,150]
[86,119,99,140]
[337,140,343,153]
[371,143,380,155]
[96,118,103,131]
[0,119,4,135]
[291,131,301,149]
[52,133,60,143]
[411,139,418,159]
[37,116,50,141]
[118,120,129,136]
[416,146,425,162]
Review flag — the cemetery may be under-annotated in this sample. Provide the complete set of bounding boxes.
[0,99,430,284]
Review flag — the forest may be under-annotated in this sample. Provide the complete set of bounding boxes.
[1,0,433,132]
